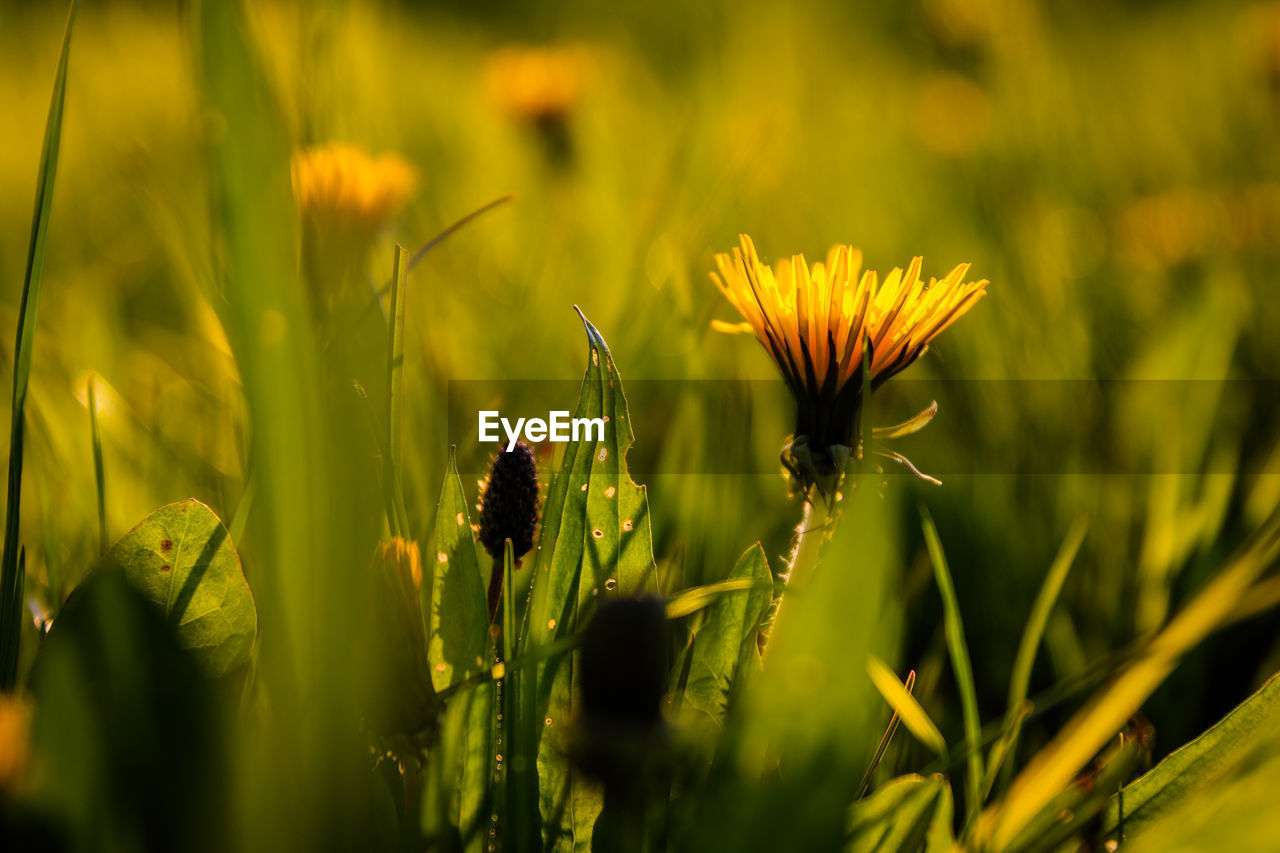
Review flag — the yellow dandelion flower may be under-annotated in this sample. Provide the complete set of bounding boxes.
[712,233,988,491]
[484,45,584,123]
[291,143,416,238]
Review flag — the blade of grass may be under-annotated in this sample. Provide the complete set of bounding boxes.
[996,517,1089,793]
[920,507,983,832]
[88,376,107,555]
[351,194,517,331]
[386,244,408,475]
[868,655,947,757]
[664,577,758,619]
[855,669,917,800]
[1,0,77,690]
[228,476,255,546]
[384,245,410,536]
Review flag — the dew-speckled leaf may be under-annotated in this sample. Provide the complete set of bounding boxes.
[100,499,255,678]
[428,447,490,692]
[1102,670,1280,841]
[846,774,954,853]
[682,544,772,739]
[525,309,658,852]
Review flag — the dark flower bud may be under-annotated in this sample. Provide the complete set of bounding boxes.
[477,440,540,561]
[572,596,674,845]
[579,596,668,727]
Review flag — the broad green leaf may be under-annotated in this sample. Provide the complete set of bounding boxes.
[425,449,492,848]
[426,681,494,853]
[525,309,658,852]
[1102,670,1280,842]
[428,447,490,692]
[1120,735,1280,853]
[682,544,772,733]
[99,499,256,677]
[0,0,77,690]
[846,774,954,853]
[868,656,947,757]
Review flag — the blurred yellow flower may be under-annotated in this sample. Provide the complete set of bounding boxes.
[374,536,424,592]
[712,234,987,490]
[484,45,584,122]
[0,693,31,796]
[291,143,416,239]
[292,143,416,319]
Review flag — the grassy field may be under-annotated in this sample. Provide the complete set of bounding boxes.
[1,0,1279,850]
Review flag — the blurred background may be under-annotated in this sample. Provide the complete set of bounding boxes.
[2,0,1280,840]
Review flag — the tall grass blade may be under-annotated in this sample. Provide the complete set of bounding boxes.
[1,0,77,690]
[995,517,1088,793]
[387,244,408,476]
[88,376,107,555]
[920,507,983,829]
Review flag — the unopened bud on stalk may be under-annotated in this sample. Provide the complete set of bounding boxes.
[477,440,540,620]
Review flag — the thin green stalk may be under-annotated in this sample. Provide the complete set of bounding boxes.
[758,494,833,656]
[382,245,410,538]
[88,377,107,555]
[1,0,77,690]
[386,244,408,474]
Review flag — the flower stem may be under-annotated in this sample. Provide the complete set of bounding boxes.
[758,494,834,656]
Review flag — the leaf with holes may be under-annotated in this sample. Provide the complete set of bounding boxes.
[522,308,658,852]
[99,498,256,678]
[428,447,490,691]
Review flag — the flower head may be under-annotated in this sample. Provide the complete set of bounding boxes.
[291,143,416,241]
[484,45,584,123]
[477,440,541,619]
[712,234,987,493]
[292,143,416,318]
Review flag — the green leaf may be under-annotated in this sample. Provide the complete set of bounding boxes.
[99,499,256,678]
[428,447,490,692]
[28,570,232,851]
[524,309,658,852]
[0,0,77,690]
[1004,736,1141,853]
[680,544,773,747]
[1103,670,1280,842]
[867,656,947,757]
[846,774,955,853]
